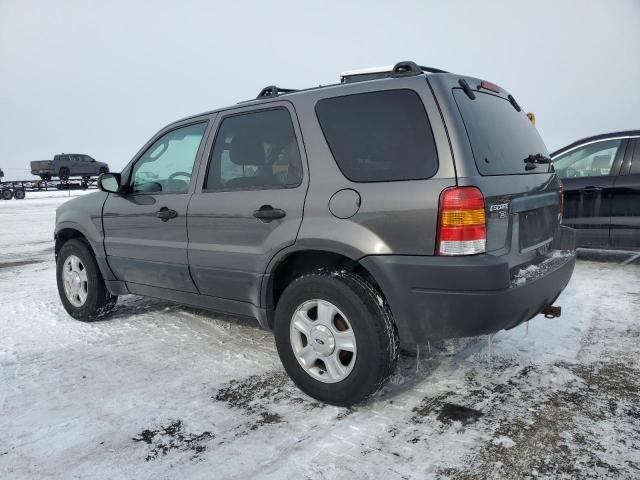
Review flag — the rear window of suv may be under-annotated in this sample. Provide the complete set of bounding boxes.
[454,89,549,175]
[315,89,438,182]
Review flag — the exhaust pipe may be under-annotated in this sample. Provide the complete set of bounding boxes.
[542,305,561,318]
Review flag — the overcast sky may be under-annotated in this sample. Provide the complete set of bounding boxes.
[1,0,639,180]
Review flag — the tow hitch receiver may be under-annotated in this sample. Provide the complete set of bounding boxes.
[542,305,561,318]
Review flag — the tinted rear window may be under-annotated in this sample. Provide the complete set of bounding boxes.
[454,90,549,175]
[315,89,438,182]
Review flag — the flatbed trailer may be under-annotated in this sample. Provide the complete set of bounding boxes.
[0,177,99,200]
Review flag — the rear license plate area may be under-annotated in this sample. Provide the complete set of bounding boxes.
[519,206,556,252]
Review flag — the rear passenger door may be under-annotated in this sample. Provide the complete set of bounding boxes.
[553,139,627,248]
[187,103,307,306]
[611,137,640,249]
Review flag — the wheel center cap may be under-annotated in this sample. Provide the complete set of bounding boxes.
[310,325,335,356]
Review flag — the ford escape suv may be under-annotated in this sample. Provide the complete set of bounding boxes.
[54,61,576,406]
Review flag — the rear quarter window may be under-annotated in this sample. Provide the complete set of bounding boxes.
[315,89,438,182]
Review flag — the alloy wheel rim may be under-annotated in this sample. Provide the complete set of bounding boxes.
[62,255,88,307]
[290,299,357,383]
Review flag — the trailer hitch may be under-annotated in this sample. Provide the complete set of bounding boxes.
[542,305,561,318]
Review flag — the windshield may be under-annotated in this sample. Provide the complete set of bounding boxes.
[454,89,550,175]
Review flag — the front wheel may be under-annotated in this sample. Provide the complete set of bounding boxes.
[56,239,117,321]
[274,271,398,406]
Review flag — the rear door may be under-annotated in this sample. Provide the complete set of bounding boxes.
[552,138,627,248]
[187,103,308,306]
[611,137,640,249]
[103,121,209,292]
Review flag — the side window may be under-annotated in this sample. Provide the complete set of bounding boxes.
[204,108,302,190]
[553,139,621,179]
[131,122,207,194]
[315,89,438,182]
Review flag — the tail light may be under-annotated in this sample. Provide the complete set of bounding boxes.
[437,187,486,256]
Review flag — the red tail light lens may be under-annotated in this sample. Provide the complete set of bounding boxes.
[437,187,486,256]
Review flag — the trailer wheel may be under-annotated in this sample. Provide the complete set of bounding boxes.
[13,188,26,200]
[59,167,70,181]
[1,188,13,200]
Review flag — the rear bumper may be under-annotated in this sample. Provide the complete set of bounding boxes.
[360,227,576,343]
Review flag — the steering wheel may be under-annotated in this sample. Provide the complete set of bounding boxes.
[168,171,192,182]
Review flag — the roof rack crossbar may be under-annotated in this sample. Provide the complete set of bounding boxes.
[341,60,449,83]
[256,85,298,100]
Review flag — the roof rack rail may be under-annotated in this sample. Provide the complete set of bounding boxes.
[340,60,449,83]
[256,85,298,100]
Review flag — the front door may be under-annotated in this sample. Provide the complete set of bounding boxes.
[103,121,209,292]
[553,138,627,248]
[187,104,307,306]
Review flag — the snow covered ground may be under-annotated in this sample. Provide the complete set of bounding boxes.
[1,193,639,479]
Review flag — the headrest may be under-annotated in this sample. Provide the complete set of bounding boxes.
[591,155,611,171]
[229,133,265,166]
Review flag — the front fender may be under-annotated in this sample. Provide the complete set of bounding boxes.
[55,192,114,280]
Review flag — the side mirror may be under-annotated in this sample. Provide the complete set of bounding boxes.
[99,172,122,193]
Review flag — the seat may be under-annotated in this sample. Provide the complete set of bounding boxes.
[223,133,275,188]
[591,155,612,176]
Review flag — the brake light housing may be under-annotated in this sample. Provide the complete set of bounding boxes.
[437,187,486,256]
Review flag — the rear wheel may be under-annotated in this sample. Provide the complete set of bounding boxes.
[59,167,70,181]
[1,188,13,200]
[13,189,25,200]
[56,239,117,321]
[274,271,398,406]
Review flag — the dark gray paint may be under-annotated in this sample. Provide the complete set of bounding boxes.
[54,70,574,343]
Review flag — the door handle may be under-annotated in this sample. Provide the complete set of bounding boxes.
[253,205,286,222]
[156,207,178,221]
[582,186,602,194]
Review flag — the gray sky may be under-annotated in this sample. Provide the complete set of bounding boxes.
[1,0,639,180]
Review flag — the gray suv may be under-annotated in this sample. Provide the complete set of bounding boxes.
[54,62,576,406]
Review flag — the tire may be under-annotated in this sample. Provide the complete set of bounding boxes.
[56,238,117,322]
[59,167,70,181]
[98,167,108,175]
[274,270,398,407]
[13,189,26,200]
[1,188,13,200]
